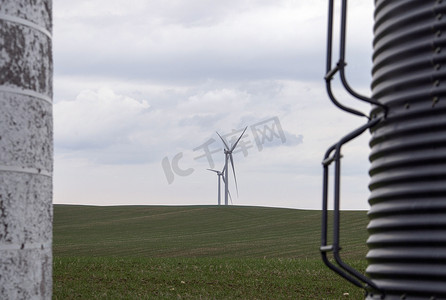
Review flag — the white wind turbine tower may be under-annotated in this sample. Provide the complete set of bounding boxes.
[207,166,232,205]
[207,167,224,205]
[216,127,248,205]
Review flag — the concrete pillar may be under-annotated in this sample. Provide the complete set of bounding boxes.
[0,0,53,299]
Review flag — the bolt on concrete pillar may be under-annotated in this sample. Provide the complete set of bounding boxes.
[0,0,53,299]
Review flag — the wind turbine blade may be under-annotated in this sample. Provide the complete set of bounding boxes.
[230,126,248,152]
[222,168,228,183]
[216,131,230,150]
[229,153,239,196]
[207,168,219,174]
[220,172,234,204]
[221,170,232,204]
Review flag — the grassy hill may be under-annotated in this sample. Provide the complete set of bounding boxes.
[53,205,369,259]
[53,205,371,299]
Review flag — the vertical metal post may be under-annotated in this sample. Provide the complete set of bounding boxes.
[217,175,221,206]
[224,152,229,206]
[0,0,53,298]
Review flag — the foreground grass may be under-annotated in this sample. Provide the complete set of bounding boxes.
[53,257,367,299]
[53,205,368,259]
[53,205,370,299]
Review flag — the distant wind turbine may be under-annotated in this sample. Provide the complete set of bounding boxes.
[207,166,233,205]
[216,127,247,205]
[207,167,224,205]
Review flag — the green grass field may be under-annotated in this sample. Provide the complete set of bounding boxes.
[53,205,370,299]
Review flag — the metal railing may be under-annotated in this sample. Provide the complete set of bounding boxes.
[320,0,386,292]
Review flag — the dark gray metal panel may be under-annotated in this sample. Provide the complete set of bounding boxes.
[367,0,446,298]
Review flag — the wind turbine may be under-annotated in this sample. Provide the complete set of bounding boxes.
[216,127,247,205]
[207,166,233,205]
[207,167,224,205]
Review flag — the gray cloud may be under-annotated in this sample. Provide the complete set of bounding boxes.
[53,0,332,83]
[53,0,376,209]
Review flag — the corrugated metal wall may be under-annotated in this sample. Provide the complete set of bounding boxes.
[367,1,446,298]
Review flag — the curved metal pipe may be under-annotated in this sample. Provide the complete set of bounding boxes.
[320,118,383,292]
[325,0,387,118]
[338,0,387,113]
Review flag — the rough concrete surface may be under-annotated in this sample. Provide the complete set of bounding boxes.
[0,0,53,299]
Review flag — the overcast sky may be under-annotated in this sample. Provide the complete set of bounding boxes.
[53,0,376,210]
